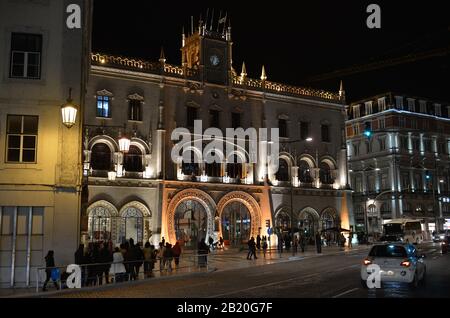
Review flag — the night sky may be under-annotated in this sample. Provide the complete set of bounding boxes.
[92,1,450,103]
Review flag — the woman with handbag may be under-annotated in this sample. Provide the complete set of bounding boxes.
[42,250,59,291]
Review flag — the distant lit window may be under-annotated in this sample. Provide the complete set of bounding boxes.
[6,115,38,163]
[10,33,42,79]
[379,117,386,129]
[97,96,110,118]
[353,105,361,118]
[419,100,427,113]
[353,124,360,135]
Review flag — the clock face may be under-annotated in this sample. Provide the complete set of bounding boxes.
[209,54,220,67]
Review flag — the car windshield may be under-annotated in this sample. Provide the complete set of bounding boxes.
[369,245,407,258]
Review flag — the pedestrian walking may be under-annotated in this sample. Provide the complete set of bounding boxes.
[143,242,153,278]
[262,237,268,258]
[172,241,182,267]
[256,235,261,250]
[163,243,173,272]
[42,250,59,291]
[315,231,322,254]
[197,238,209,267]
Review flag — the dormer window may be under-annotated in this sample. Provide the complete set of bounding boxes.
[407,98,415,112]
[434,103,441,117]
[365,101,373,115]
[378,97,386,112]
[419,100,427,113]
[278,115,288,138]
[395,96,404,109]
[353,104,361,118]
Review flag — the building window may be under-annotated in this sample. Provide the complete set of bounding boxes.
[353,143,360,157]
[410,119,417,129]
[379,117,386,129]
[367,175,375,192]
[365,140,372,154]
[424,139,432,153]
[210,109,220,128]
[6,115,38,163]
[187,106,198,127]
[300,121,310,140]
[412,139,420,151]
[10,33,42,79]
[355,175,363,193]
[401,173,409,191]
[123,145,143,172]
[231,112,241,129]
[321,124,330,142]
[381,173,389,190]
[128,99,142,121]
[434,104,442,117]
[419,100,427,113]
[353,105,361,118]
[279,118,288,138]
[90,143,112,171]
[379,137,386,151]
[400,136,408,151]
[407,99,415,112]
[227,155,242,179]
[97,96,110,118]
[276,158,290,182]
[353,124,360,135]
[378,98,386,111]
[365,101,373,115]
[395,96,404,109]
[205,152,221,178]
[398,117,405,128]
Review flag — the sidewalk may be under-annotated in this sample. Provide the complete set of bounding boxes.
[0,244,370,298]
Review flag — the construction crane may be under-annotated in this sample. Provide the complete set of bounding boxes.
[305,46,450,83]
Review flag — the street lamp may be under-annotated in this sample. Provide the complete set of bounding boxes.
[118,130,131,153]
[61,88,78,128]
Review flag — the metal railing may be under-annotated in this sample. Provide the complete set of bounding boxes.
[35,253,212,293]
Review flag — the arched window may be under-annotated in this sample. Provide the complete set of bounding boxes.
[91,143,112,171]
[205,151,221,177]
[119,207,143,244]
[275,211,290,231]
[123,145,143,172]
[182,151,200,176]
[319,162,334,184]
[299,160,313,183]
[276,158,289,182]
[227,155,242,179]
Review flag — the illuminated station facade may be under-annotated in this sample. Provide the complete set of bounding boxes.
[82,16,353,249]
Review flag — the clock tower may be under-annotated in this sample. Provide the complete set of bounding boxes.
[181,14,233,86]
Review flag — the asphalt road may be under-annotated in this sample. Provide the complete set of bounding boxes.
[50,242,449,298]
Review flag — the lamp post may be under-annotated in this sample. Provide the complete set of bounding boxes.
[61,88,78,128]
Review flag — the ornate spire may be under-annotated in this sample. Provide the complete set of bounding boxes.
[240,62,247,79]
[159,47,166,64]
[339,80,346,101]
[260,65,267,81]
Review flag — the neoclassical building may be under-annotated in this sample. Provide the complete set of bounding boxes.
[82,16,353,248]
[346,93,450,237]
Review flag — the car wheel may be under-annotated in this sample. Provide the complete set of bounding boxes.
[409,272,419,289]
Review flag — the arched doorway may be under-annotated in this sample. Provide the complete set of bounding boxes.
[321,208,337,245]
[87,200,118,243]
[166,189,216,247]
[221,201,252,246]
[216,191,262,245]
[297,208,320,244]
[117,202,152,245]
[174,199,208,248]
[275,158,290,182]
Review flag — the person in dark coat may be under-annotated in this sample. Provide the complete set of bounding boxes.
[134,242,144,279]
[99,243,112,284]
[172,242,182,267]
[315,231,322,254]
[42,250,59,291]
[197,238,209,267]
[256,235,261,250]
[74,244,86,286]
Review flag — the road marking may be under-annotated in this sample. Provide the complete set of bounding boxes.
[332,287,359,298]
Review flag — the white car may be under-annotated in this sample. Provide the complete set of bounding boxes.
[360,243,426,288]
